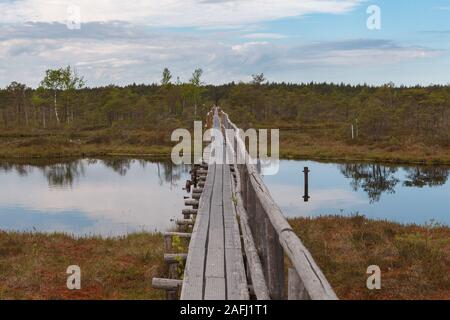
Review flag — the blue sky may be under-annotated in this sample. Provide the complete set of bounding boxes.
[0,0,449,87]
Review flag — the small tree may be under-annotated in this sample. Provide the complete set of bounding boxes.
[161,68,172,86]
[251,73,266,85]
[189,68,204,118]
[41,69,63,124]
[40,66,84,125]
[60,66,85,124]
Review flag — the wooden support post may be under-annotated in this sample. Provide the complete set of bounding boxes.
[152,278,183,300]
[265,219,285,300]
[288,268,309,300]
[164,234,172,252]
[176,219,194,227]
[185,199,199,206]
[182,209,197,216]
[152,278,183,290]
[164,253,188,263]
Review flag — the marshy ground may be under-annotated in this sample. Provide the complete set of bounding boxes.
[0,215,448,300]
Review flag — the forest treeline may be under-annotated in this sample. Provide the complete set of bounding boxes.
[1,67,449,147]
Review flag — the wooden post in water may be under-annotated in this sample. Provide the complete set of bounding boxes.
[303,167,310,202]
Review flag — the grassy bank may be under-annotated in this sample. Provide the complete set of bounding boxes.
[1,216,448,300]
[289,215,450,300]
[0,231,166,299]
[279,130,450,165]
[2,127,450,165]
[0,128,172,158]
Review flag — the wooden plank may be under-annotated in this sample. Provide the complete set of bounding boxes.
[225,247,249,300]
[223,165,249,300]
[152,278,183,290]
[231,162,270,300]
[204,277,226,300]
[205,163,224,280]
[164,253,188,263]
[180,163,216,300]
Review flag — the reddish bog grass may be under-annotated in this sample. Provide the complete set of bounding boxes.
[1,216,448,300]
[0,231,166,300]
[289,215,450,300]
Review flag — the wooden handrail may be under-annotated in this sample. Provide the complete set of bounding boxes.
[220,110,338,300]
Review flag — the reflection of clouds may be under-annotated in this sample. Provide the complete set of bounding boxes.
[0,161,189,236]
[266,184,366,217]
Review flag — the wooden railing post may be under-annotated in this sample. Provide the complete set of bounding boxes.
[265,216,285,299]
[288,268,309,300]
[223,111,337,300]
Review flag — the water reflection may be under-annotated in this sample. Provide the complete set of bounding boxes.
[403,166,449,188]
[0,158,190,189]
[338,164,400,203]
[338,163,450,202]
[262,160,450,226]
[0,158,191,236]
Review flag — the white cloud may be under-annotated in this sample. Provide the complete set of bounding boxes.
[0,0,362,27]
[0,27,442,87]
[242,33,288,39]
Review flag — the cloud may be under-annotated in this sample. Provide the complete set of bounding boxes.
[242,33,288,39]
[0,0,362,27]
[283,39,443,66]
[0,21,442,87]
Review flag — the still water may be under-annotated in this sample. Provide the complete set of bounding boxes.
[0,158,191,236]
[262,160,450,226]
[0,158,449,237]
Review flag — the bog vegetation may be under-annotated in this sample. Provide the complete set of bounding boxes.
[1,216,448,299]
[0,67,449,160]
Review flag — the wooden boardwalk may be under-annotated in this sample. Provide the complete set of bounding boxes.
[181,110,248,300]
[154,107,338,300]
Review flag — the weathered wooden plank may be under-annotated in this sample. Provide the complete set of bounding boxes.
[230,162,270,300]
[180,163,216,300]
[152,278,183,290]
[205,163,224,280]
[164,253,188,263]
[204,277,226,300]
[225,247,249,300]
[223,165,250,300]
[182,209,198,215]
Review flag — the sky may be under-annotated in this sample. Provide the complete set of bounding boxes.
[0,0,449,87]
